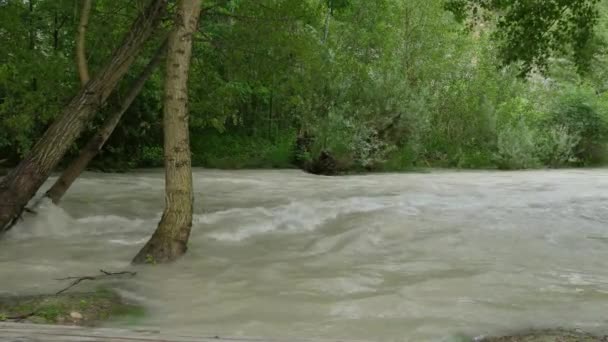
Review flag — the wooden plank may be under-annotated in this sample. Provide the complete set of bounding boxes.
[0,323,366,342]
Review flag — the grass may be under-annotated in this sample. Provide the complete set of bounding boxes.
[0,287,144,326]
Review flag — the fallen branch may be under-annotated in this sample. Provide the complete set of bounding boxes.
[55,269,136,295]
[5,312,36,321]
[99,270,136,276]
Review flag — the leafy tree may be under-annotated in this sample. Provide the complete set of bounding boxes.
[445,0,601,74]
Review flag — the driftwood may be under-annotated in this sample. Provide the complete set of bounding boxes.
[55,269,136,295]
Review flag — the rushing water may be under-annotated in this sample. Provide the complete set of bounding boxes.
[1,169,608,341]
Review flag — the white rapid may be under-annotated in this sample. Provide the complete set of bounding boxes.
[1,169,608,341]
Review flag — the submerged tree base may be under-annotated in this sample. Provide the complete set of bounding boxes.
[0,288,144,326]
[479,329,608,341]
[131,229,191,264]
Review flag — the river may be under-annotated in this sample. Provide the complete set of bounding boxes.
[1,169,608,341]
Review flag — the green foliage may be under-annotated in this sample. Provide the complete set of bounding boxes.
[2,0,608,172]
[0,289,144,325]
[495,119,541,170]
[190,130,296,169]
[542,86,608,164]
[445,0,601,75]
[381,144,420,171]
[537,126,581,167]
[140,146,164,167]
[37,305,63,322]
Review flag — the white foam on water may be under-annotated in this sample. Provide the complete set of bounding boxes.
[108,237,149,246]
[199,196,412,242]
[6,198,75,239]
[76,215,145,225]
[6,198,153,240]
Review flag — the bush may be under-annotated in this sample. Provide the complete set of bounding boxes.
[494,119,541,170]
[306,112,394,172]
[536,126,580,167]
[543,86,608,165]
[140,146,164,167]
[456,149,495,169]
[380,144,418,171]
[190,129,296,169]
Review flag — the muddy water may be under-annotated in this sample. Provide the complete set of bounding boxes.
[1,169,608,341]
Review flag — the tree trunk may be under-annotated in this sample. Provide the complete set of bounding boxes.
[0,0,167,234]
[76,0,92,85]
[323,0,332,43]
[29,0,37,92]
[132,0,201,264]
[45,39,168,204]
[53,9,59,50]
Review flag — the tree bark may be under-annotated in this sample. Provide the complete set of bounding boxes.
[132,0,201,264]
[76,0,92,85]
[0,0,167,234]
[45,39,168,204]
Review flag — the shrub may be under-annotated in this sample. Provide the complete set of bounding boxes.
[536,125,581,167]
[494,119,540,170]
[140,146,164,167]
[543,86,608,165]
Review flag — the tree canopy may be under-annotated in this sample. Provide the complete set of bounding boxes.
[445,0,601,74]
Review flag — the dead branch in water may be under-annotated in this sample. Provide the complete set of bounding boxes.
[55,269,136,295]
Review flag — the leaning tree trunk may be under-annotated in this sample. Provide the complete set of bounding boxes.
[132,0,202,264]
[45,39,168,204]
[0,0,167,234]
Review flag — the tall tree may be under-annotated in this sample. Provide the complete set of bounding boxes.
[45,39,168,204]
[132,0,202,264]
[0,0,167,234]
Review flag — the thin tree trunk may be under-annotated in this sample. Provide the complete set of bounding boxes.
[76,0,92,85]
[132,0,201,264]
[46,39,168,204]
[53,9,59,50]
[0,0,167,234]
[323,0,332,43]
[29,0,37,91]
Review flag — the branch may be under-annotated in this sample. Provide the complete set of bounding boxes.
[77,0,93,86]
[55,269,136,295]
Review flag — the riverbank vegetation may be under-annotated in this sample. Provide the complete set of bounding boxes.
[1,0,608,175]
[0,288,143,326]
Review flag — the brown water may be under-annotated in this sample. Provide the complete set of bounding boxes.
[1,169,608,341]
